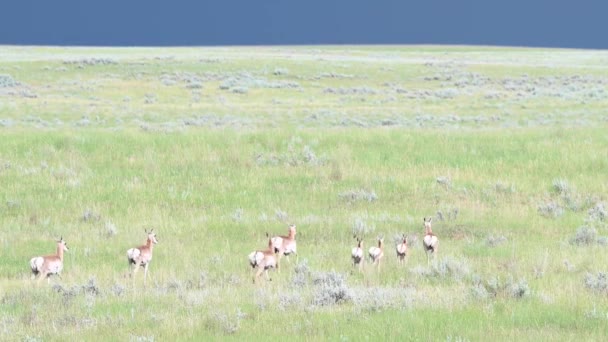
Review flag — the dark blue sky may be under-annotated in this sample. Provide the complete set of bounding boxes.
[2,1,607,48]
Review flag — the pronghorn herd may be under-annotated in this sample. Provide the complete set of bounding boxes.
[29,230,159,286]
[29,218,437,286]
[248,218,438,283]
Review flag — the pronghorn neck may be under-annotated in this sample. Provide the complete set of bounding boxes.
[378,240,383,248]
[56,243,64,261]
[146,238,154,251]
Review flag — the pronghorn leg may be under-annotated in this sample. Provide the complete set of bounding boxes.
[143,263,149,287]
[254,268,264,283]
[132,262,141,285]
[38,272,47,284]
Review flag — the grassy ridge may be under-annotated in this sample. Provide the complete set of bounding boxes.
[1,46,608,340]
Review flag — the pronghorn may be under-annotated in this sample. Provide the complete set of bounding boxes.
[30,237,69,283]
[422,217,438,265]
[396,234,408,264]
[127,229,158,286]
[351,235,364,271]
[270,224,297,270]
[368,236,384,270]
[248,233,278,283]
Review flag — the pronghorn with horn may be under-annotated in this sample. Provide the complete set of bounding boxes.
[248,233,279,283]
[422,217,438,265]
[127,229,158,286]
[396,234,408,264]
[351,235,364,271]
[29,237,69,284]
[270,224,297,270]
[368,235,384,270]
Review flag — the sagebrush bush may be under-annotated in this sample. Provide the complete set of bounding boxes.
[351,217,375,237]
[339,189,378,203]
[410,257,471,282]
[472,276,530,300]
[486,235,508,247]
[552,178,570,195]
[291,259,310,282]
[0,74,17,87]
[570,225,603,246]
[311,271,352,306]
[585,272,608,294]
[537,201,564,218]
[352,287,416,312]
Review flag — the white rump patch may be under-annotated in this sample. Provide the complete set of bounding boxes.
[352,247,363,264]
[423,235,438,250]
[127,248,141,263]
[369,247,382,261]
[248,251,264,268]
[30,257,44,273]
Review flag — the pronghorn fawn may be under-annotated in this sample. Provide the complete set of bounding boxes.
[368,236,384,270]
[396,234,408,265]
[270,224,297,271]
[127,229,158,286]
[351,235,364,271]
[29,237,69,284]
[422,217,438,265]
[248,233,279,284]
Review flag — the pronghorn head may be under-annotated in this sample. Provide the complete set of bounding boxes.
[146,229,159,244]
[57,236,69,252]
[288,224,296,237]
[402,234,407,244]
[266,232,276,252]
[423,217,433,232]
[377,235,384,248]
[353,235,363,248]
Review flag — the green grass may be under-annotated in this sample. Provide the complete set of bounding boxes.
[1,45,608,341]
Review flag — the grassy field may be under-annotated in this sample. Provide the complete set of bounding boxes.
[1,45,608,341]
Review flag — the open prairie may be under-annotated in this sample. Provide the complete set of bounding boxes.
[1,45,608,341]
